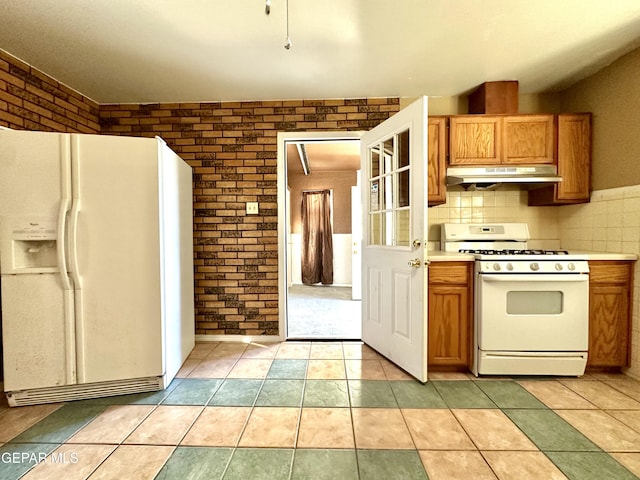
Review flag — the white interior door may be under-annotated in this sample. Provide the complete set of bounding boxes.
[360,96,428,382]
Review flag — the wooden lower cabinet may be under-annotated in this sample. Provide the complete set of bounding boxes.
[587,261,634,369]
[428,262,473,369]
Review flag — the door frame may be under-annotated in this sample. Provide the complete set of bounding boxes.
[277,131,364,339]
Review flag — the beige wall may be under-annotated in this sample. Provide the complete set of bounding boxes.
[560,47,640,190]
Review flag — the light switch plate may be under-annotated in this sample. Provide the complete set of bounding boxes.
[246,202,259,214]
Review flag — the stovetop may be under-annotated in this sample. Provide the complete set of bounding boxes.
[440,223,589,272]
[461,249,589,271]
[460,249,570,256]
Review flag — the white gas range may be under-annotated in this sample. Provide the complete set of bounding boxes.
[441,223,589,377]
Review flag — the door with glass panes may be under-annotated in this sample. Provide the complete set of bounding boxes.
[360,96,428,382]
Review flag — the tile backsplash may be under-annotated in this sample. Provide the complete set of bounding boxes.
[428,184,640,380]
[427,186,560,250]
[558,185,640,255]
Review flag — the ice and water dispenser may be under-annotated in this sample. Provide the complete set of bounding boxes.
[1,218,58,273]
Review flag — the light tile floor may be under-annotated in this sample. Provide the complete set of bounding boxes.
[1,341,640,479]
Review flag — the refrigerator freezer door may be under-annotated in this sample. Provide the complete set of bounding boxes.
[0,131,68,273]
[0,131,76,392]
[2,274,72,390]
[70,134,164,384]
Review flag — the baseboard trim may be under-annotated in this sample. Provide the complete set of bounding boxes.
[195,334,284,343]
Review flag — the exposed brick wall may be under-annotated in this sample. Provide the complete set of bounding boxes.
[0,50,100,133]
[100,99,400,335]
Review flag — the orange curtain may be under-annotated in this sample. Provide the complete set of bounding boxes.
[301,190,333,285]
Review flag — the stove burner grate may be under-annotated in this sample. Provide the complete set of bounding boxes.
[460,249,570,256]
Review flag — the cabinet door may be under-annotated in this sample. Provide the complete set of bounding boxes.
[503,115,555,164]
[588,284,630,367]
[556,113,591,202]
[587,261,632,368]
[428,116,447,206]
[528,113,591,206]
[428,285,470,366]
[449,116,501,165]
[428,262,472,368]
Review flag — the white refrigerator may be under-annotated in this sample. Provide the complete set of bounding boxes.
[0,130,195,406]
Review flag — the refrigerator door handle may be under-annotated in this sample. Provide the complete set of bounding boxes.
[68,135,83,291]
[68,199,82,290]
[70,134,86,382]
[58,136,73,291]
[69,189,85,381]
[60,134,77,384]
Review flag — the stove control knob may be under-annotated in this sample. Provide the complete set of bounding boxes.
[530,262,540,271]
[493,263,501,271]
[568,263,576,271]
[506,263,514,271]
[555,263,563,271]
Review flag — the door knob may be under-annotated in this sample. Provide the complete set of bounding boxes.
[408,258,422,268]
[412,239,421,248]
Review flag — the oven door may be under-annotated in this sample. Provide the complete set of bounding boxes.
[477,273,589,352]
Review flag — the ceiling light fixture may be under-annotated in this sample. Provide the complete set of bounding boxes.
[264,0,292,49]
[296,143,310,175]
[284,0,292,49]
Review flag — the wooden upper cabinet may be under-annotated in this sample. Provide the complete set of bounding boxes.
[428,116,447,206]
[529,113,591,205]
[556,113,591,202]
[450,114,555,166]
[503,115,555,164]
[449,116,502,165]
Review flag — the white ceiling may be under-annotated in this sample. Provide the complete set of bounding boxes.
[1,0,640,104]
[287,141,361,175]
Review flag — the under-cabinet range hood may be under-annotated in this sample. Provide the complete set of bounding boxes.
[446,165,562,189]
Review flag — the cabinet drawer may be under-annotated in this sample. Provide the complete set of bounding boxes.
[429,263,470,285]
[589,262,632,284]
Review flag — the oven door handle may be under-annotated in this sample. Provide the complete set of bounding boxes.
[480,274,589,283]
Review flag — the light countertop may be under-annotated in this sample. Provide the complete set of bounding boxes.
[427,250,475,262]
[566,251,638,261]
